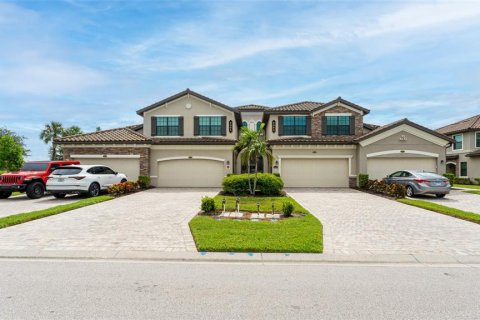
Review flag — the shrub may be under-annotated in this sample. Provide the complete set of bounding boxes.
[454,177,472,185]
[137,175,151,189]
[282,201,294,217]
[475,178,480,185]
[273,173,281,177]
[358,173,369,188]
[107,181,138,196]
[222,173,284,196]
[442,173,455,186]
[201,196,216,213]
[365,179,406,199]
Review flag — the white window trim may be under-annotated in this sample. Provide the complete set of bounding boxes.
[452,133,464,151]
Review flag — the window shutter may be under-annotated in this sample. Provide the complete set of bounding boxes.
[194,116,199,136]
[221,116,227,136]
[151,116,157,136]
[178,116,184,136]
[322,116,327,135]
[349,116,355,135]
[306,116,312,135]
[278,116,284,136]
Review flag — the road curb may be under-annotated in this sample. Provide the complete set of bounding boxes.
[0,249,479,265]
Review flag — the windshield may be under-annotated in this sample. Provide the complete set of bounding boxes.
[20,163,49,171]
[51,167,83,175]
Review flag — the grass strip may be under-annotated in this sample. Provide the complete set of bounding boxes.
[398,198,480,224]
[214,195,308,213]
[465,190,480,196]
[454,184,480,190]
[0,195,113,229]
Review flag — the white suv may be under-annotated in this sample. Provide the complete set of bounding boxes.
[46,165,128,198]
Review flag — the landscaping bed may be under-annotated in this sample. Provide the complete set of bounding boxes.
[398,198,480,224]
[189,195,323,253]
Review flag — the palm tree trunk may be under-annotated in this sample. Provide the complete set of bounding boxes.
[247,156,253,195]
[253,157,258,196]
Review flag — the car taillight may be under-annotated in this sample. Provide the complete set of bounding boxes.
[415,179,430,183]
[72,176,86,180]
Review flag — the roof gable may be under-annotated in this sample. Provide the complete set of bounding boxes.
[436,114,480,135]
[311,97,370,115]
[55,127,149,145]
[136,89,238,116]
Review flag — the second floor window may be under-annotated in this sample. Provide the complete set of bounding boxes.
[476,132,480,148]
[283,116,307,135]
[156,117,180,136]
[326,116,351,135]
[453,134,463,150]
[199,116,222,136]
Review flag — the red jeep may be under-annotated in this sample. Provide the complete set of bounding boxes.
[0,160,80,199]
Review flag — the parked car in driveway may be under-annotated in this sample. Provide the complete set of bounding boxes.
[46,165,128,198]
[383,170,451,198]
[0,160,81,199]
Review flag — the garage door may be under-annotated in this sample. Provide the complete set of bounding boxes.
[367,157,437,180]
[72,157,140,181]
[157,159,225,187]
[281,158,349,187]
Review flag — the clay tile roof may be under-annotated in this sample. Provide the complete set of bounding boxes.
[55,127,149,144]
[235,104,270,111]
[436,114,480,135]
[152,137,236,145]
[268,101,323,113]
[466,149,480,157]
[268,136,357,145]
[356,118,454,143]
[363,123,380,131]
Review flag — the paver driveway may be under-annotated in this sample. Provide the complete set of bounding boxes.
[0,188,217,252]
[414,190,480,214]
[0,194,82,219]
[287,188,480,255]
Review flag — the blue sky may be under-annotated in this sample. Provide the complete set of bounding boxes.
[1,0,480,160]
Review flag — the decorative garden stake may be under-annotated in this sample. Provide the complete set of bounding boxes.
[272,203,275,214]
[236,197,240,213]
[222,197,226,213]
[257,202,260,214]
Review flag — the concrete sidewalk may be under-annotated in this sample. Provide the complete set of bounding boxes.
[0,249,479,266]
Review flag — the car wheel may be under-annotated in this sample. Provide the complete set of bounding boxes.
[120,179,127,183]
[87,183,100,197]
[436,194,446,198]
[53,193,66,199]
[406,186,415,197]
[0,191,12,199]
[26,182,45,199]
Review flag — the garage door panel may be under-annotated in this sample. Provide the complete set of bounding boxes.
[158,159,224,187]
[367,157,437,180]
[281,158,349,188]
[72,158,140,181]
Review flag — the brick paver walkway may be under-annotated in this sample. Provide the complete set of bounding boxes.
[0,188,217,252]
[287,188,480,255]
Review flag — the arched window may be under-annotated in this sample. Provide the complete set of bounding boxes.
[256,121,262,131]
[242,121,248,127]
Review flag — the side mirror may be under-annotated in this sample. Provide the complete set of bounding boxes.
[115,172,118,175]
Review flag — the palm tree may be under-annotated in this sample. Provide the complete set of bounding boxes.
[63,126,83,137]
[40,121,64,160]
[235,123,273,195]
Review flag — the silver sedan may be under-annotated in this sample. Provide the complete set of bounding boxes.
[383,170,451,198]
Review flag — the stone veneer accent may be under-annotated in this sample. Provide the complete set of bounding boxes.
[63,146,150,176]
[349,176,357,188]
[311,106,364,139]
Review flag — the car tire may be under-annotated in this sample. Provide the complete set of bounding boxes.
[53,193,66,199]
[87,183,100,197]
[436,194,446,198]
[121,179,127,183]
[26,182,45,199]
[406,186,415,197]
[0,191,12,199]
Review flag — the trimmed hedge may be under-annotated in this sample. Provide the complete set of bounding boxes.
[364,179,406,199]
[454,177,473,185]
[222,173,284,196]
[137,175,151,189]
[201,196,215,213]
[107,181,138,196]
[358,173,369,188]
[442,173,454,186]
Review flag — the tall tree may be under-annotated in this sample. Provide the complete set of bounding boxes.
[0,135,24,172]
[40,121,64,160]
[235,123,272,195]
[0,127,29,157]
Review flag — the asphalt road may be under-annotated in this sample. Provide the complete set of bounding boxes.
[1,259,479,319]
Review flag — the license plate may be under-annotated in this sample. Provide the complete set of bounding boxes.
[432,182,442,186]
[58,178,64,182]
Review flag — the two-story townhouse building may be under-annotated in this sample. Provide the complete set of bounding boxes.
[436,115,480,179]
[57,89,453,188]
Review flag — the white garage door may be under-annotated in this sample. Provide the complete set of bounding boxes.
[367,157,437,180]
[157,159,225,187]
[72,157,140,181]
[281,158,349,188]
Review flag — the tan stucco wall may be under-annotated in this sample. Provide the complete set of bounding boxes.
[143,95,238,140]
[358,130,448,175]
[149,146,234,186]
[445,131,480,178]
[270,145,358,176]
[240,112,264,131]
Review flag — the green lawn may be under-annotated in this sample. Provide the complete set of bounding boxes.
[190,195,323,253]
[398,198,480,224]
[0,195,113,229]
[465,190,480,196]
[214,194,309,214]
[12,192,22,197]
[454,184,480,190]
